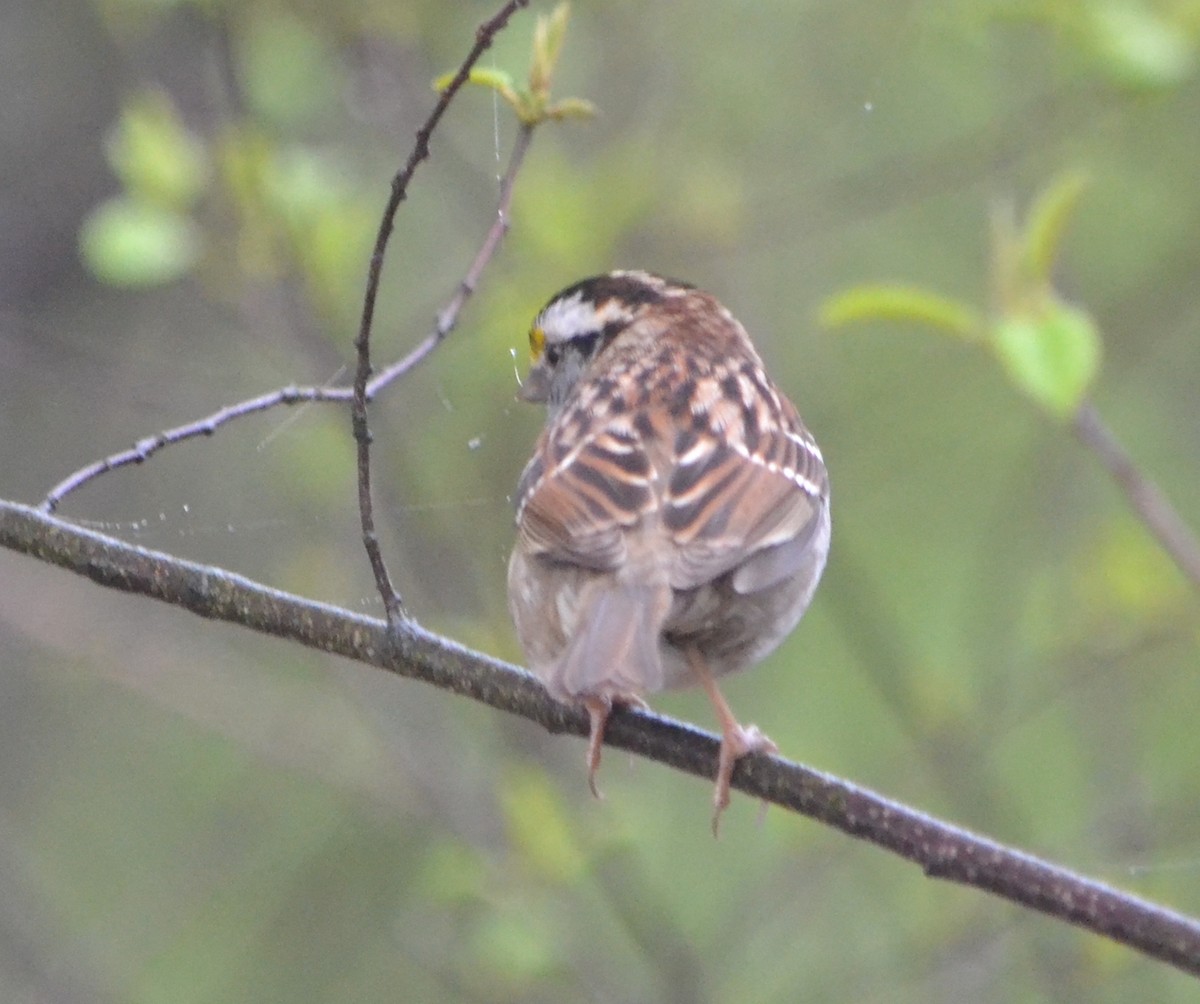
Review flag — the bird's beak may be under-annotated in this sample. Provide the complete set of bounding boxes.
[518,363,551,404]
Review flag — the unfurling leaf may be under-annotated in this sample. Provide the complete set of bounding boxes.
[1022,171,1089,286]
[544,97,597,121]
[433,67,521,109]
[827,174,1105,421]
[531,3,572,97]
[432,2,592,127]
[992,302,1101,418]
[821,283,982,340]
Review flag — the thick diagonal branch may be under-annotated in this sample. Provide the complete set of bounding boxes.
[3,498,1199,979]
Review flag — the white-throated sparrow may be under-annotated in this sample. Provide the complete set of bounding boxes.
[508,271,830,831]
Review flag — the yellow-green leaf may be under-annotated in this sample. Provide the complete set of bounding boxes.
[1022,171,1089,284]
[544,97,597,121]
[1087,3,1196,92]
[433,2,592,127]
[991,302,1101,418]
[433,66,520,106]
[106,90,208,209]
[821,283,982,340]
[80,197,201,287]
[531,3,571,95]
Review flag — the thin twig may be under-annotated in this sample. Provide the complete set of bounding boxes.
[3,496,1199,978]
[39,4,534,519]
[1074,401,1200,591]
[40,385,342,513]
[366,122,534,397]
[351,0,530,622]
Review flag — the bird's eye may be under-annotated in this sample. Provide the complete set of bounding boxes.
[528,326,546,361]
[545,345,562,366]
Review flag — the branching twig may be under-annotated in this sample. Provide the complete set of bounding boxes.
[39,385,344,513]
[366,123,534,397]
[39,2,533,521]
[351,0,528,621]
[345,117,533,616]
[1074,402,1200,591]
[2,496,1199,978]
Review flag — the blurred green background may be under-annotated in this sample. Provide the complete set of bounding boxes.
[2,0,1200,1000]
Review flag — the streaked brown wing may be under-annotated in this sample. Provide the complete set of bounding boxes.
[515,423,657,571]
[665,389,826,593]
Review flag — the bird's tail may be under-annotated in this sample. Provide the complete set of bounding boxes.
[552,583,671,702]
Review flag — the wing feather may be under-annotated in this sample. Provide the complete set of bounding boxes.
[666,380,826,592]
[516,424,657,570]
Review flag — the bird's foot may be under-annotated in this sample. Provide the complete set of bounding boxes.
[711,722,777,837]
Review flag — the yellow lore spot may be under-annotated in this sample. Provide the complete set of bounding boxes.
[529,326,546,360]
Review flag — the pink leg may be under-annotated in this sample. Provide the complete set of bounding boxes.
[686,648,777,836]
[581,693,649,799]
[583,696,611,798]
